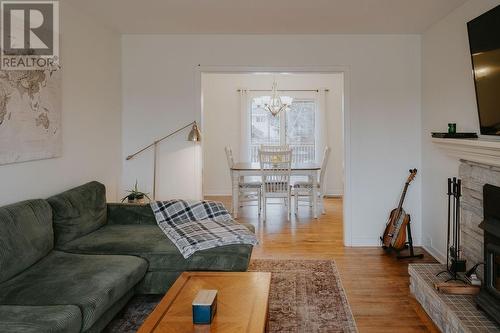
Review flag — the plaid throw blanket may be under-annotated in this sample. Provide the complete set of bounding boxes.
[150,200,258,258]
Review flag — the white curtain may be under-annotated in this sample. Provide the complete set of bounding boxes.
[239,88,250,162]
[315,88,328,164]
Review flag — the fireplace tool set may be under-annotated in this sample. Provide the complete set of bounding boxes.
[437,177,467,282]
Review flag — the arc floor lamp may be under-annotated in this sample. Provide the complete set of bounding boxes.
[125,121,201,200]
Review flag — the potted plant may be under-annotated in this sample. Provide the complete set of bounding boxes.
[121,181,151,204]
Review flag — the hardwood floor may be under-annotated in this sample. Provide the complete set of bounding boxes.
[206,196,440,333]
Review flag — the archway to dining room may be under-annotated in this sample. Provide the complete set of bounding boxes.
[199,70,347,254]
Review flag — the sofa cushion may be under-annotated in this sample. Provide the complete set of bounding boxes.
[0,305,82,333]
[0,199,53,283]
[47,181,107,246]
[58,224,253,272]
[0,251,147,331]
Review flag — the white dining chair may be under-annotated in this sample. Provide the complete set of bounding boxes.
[259,148,292,221]
[225,146,262,214]
[260,144,289,152]
[293,146,330,215]
[260,146,292,205]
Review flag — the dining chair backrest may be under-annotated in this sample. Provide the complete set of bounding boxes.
[319,146,331,187]
[260,144,289,153]
[259,149,292,194]
[292,145,312,164]
[224,146,234,169]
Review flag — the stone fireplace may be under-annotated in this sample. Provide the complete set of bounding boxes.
[459,161,500,279]
[409,138,500,332]
[476,184,500,325]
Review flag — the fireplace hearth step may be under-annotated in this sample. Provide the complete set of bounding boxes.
[434,281,480,295]
[410,264,500,333]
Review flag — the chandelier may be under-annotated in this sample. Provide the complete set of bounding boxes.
[255,81,293,117]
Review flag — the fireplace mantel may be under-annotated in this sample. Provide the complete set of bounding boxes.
[432,138,500,167]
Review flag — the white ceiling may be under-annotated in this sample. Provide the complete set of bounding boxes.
[64,0,468,34]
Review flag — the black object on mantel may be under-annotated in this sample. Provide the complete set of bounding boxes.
[431,132,478,139]
[476,184,500,325]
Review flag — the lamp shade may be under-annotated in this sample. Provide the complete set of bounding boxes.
[188,122,201,142]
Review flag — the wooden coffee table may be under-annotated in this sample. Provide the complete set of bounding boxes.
[138,272,271,333]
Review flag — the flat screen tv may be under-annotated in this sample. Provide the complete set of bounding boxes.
[467,5,500,136]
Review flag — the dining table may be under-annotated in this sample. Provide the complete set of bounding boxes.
[230,162,321,219]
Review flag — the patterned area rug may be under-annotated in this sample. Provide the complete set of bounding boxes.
[105,259,357,333]
[104,295,161,333]
[249,259,357,333]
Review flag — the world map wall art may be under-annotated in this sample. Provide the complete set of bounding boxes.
[0,64,62,165]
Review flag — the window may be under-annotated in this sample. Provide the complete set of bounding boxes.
[250,103,280,146]
[249,97,316,163]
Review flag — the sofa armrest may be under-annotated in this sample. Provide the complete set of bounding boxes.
[107,203,157,225]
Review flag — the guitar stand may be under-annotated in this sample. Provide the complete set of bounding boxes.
[396,218,424,260]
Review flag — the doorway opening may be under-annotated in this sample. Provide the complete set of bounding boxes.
[199,70,348,247]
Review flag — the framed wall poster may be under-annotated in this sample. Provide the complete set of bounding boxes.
[0,0,61,165]
[0,66,62,165]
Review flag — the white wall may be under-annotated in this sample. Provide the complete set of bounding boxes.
[421,0,500,262]
[0,2,122,205]
[202,73,344,196]
[122,34,421,246]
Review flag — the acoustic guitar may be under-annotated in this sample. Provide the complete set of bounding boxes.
[381,169,417,250]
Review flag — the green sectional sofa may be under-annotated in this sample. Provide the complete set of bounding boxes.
[0,181,254,333]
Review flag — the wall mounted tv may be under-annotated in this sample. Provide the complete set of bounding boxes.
[467,5,500,136]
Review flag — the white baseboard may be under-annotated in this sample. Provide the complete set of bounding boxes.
[422,244,446,264]
[324,194,343,198]
[203,190,231,196]
[349,236,424,248]
[326,188,344,196]
[350,237,381,247]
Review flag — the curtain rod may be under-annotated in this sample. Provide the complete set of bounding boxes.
[236,89,329,92]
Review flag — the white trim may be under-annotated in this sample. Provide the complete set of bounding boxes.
[422,244,446,264]
[326,188,344,196]
[432,138,500,167]
[342,71,352,246]
[350,237,381,247]
[350,237,426,248]
[204,191,233,196]
[196,65,352,246]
